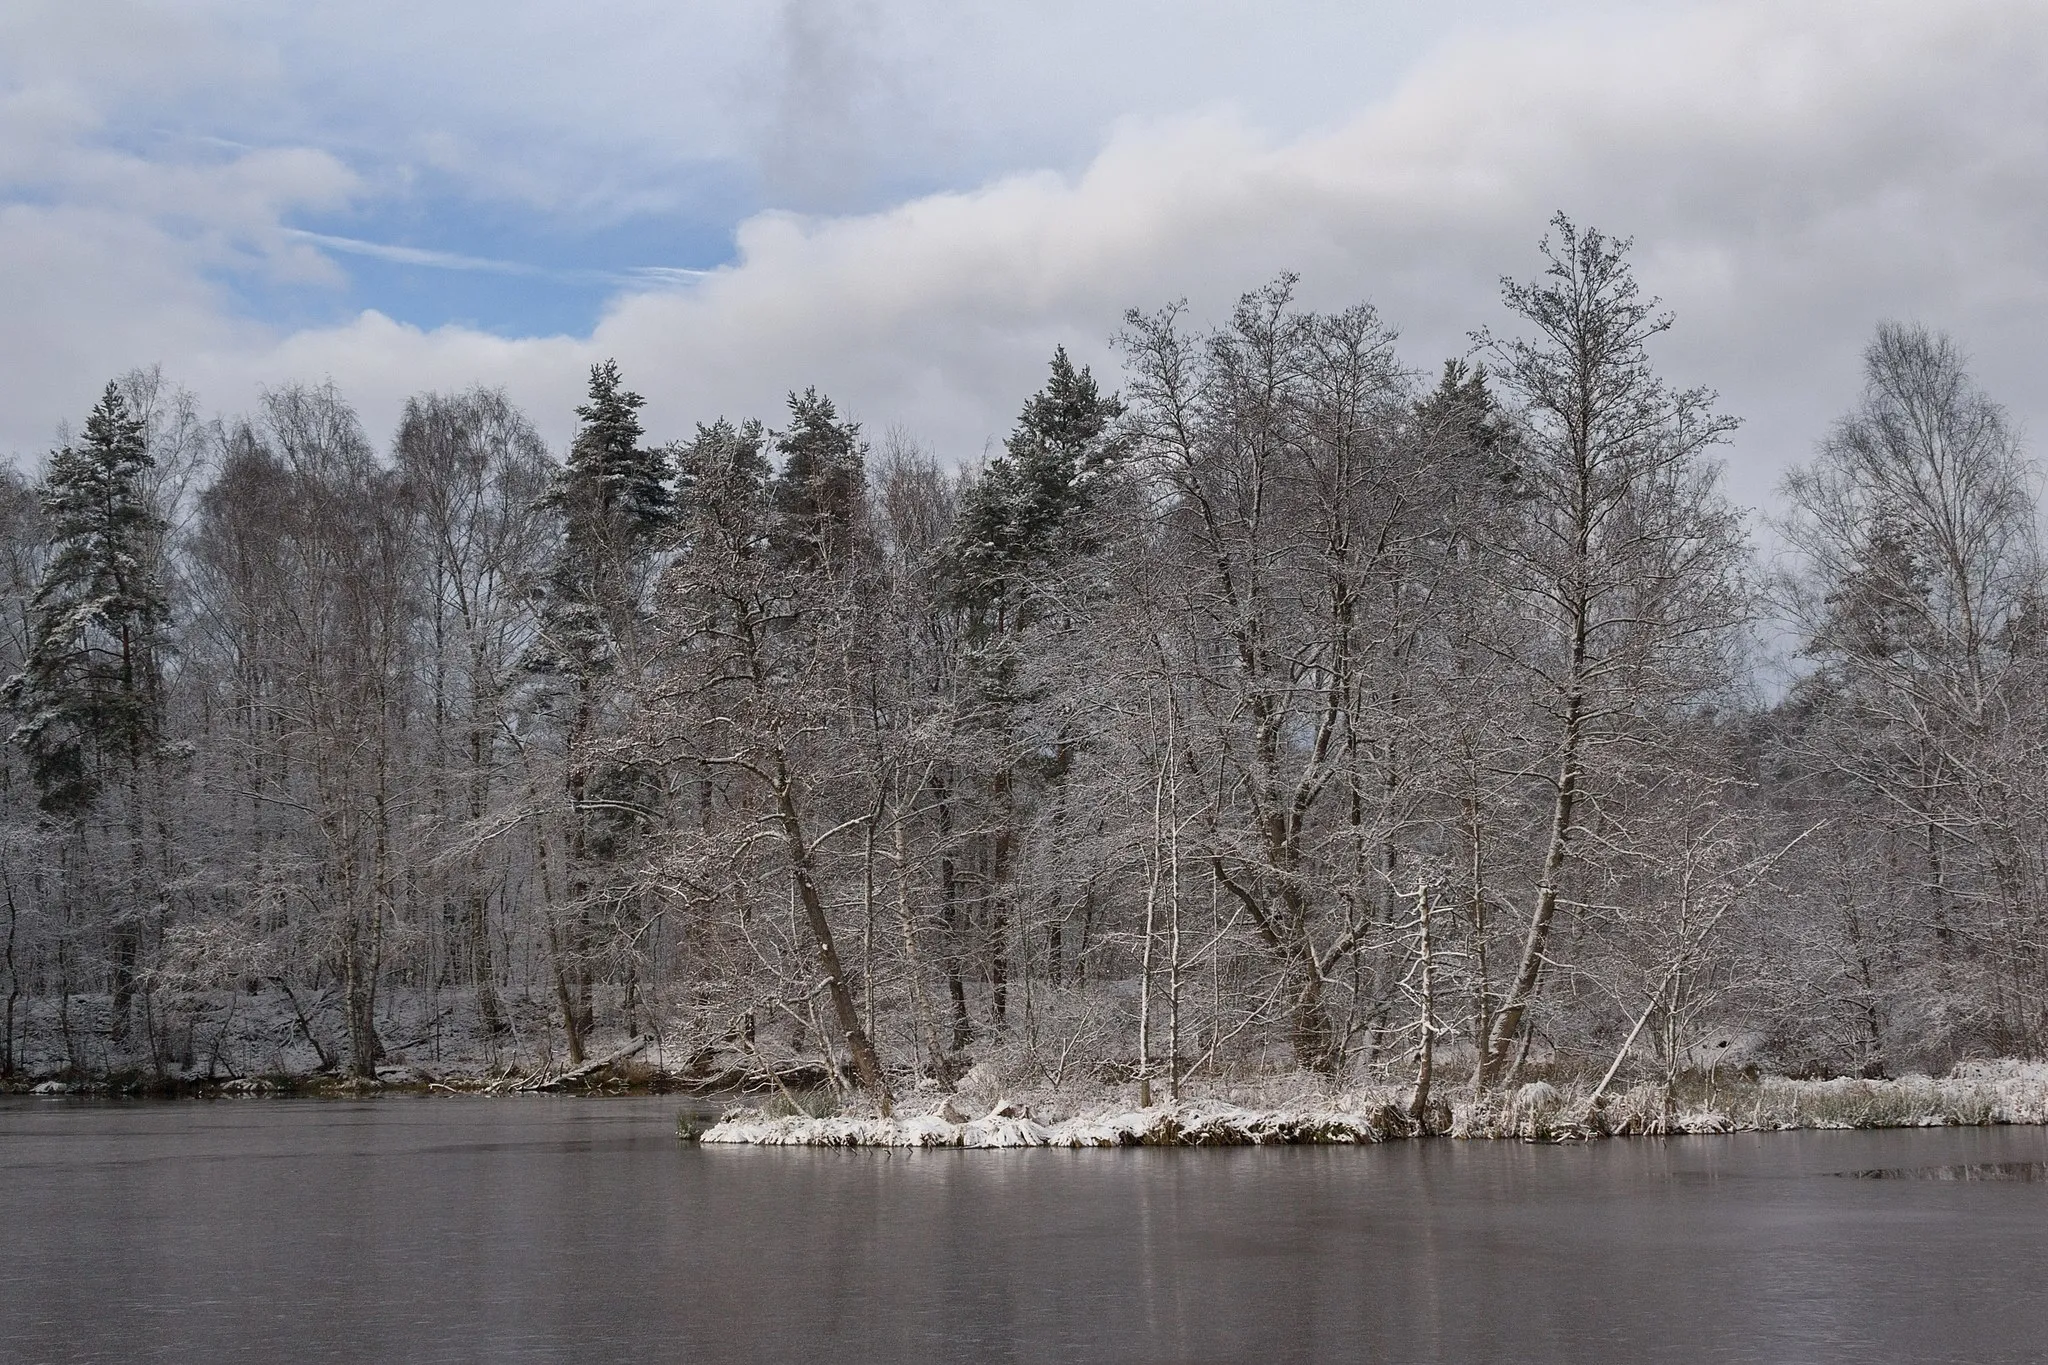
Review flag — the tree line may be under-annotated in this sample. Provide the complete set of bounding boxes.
[3,216,2043,1108]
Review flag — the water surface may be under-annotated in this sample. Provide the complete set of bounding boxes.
[4,1097,2044,1363]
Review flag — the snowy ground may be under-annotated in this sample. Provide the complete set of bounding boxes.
[700,1062,2048,1146]
[9,989,2048,1149]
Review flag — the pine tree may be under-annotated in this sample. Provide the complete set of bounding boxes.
[4,383,168,815]
[948,346,1127,615]
[937,349,1127,1026]
[677,417,772,552]
[769,387,865,568]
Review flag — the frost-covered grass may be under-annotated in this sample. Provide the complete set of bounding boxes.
[696,1062,2048,1147]
[1738,1062,2048,1129]
[702,1098,1431,1148]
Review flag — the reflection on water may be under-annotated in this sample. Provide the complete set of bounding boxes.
[3,1097,2046,1364]
[1842,1160,2048,1181]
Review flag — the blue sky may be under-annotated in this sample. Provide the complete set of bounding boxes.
[3,0,2044,514]
[257,190,738,337]
[121,1,1530,337]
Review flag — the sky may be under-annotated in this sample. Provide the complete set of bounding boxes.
[2,0,2044,520]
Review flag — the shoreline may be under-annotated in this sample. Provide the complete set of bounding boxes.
[12,1055,2047,1152]
[696,1063,2048,1146]
[0,1031,794,1100]
[4,1072,716,1100]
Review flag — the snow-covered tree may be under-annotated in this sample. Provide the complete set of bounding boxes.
[770,387,865,569]
[527,361,673,1063]
[1774,322,2048,1061]
[533,359,669,684]
[4,382,174,1044]
[948,346,1127,617]
[1474,216,1747,1084]
[5,383,169,816]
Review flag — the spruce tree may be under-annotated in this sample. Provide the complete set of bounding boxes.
[529,359,670,1063]
[4,382,168,815]
[1414,359,1522,494]
[566,357,669,537]
[5,382,171,1045]
[533,360,670,681]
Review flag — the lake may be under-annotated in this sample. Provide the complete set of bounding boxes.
[3,1097,2044,1362]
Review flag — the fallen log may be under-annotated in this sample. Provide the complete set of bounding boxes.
[518,1035,654,1092]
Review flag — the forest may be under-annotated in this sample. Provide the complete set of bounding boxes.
[2,216,2042,1112]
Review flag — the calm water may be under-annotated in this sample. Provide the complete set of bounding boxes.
[3,1098,2046,1363]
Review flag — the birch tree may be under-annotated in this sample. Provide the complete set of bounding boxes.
[1474,216,1746,1085]
[1776,322,2046,1057]
[396,389,554,1039]
[1119,280,1425,1074]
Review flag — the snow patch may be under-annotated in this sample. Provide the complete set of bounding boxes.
[702,1101,1420,1148]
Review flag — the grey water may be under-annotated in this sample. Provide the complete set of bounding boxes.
[4,1099,2046,1364]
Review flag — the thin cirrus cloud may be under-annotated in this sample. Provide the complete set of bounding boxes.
[280,229,707,290]
[0,0,2042,525]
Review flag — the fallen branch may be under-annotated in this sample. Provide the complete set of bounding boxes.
[518,1034,653,1092]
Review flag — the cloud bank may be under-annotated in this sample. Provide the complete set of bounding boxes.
[2,0,2043,516]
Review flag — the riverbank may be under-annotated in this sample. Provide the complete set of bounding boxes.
[7,1064,678,1099]
[696,1062,2048,1146]
[12,988,2046,1138]
[0,987,827,1098]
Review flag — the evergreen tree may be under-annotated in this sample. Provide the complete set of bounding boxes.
[533,360,669,682]
[5,382,172,1046]
[677,417,772,555]
[769,387,865,568]
[4,383,168,815]
[528,360,669,1063]
[1414,359,1521,495]
[565,357,668,537]
[936,349,1128,1026]
[948,346,1127,615]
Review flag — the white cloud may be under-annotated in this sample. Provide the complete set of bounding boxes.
[575,0,2048,506]
[2,0,2044,525]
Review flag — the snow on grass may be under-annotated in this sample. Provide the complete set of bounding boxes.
[701,1100,1426,1148]
[699,1063,2048,1146]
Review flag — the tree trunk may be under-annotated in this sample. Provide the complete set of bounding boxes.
[1408,882,1436,1122]
[537,832,585,1065]
[1482,668,1586,1086]
[342,899,384,1078]
[469,722,506,1036]
[934,775,971,1050]
[987,767,1013,1031]
[774,760,892,1113]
